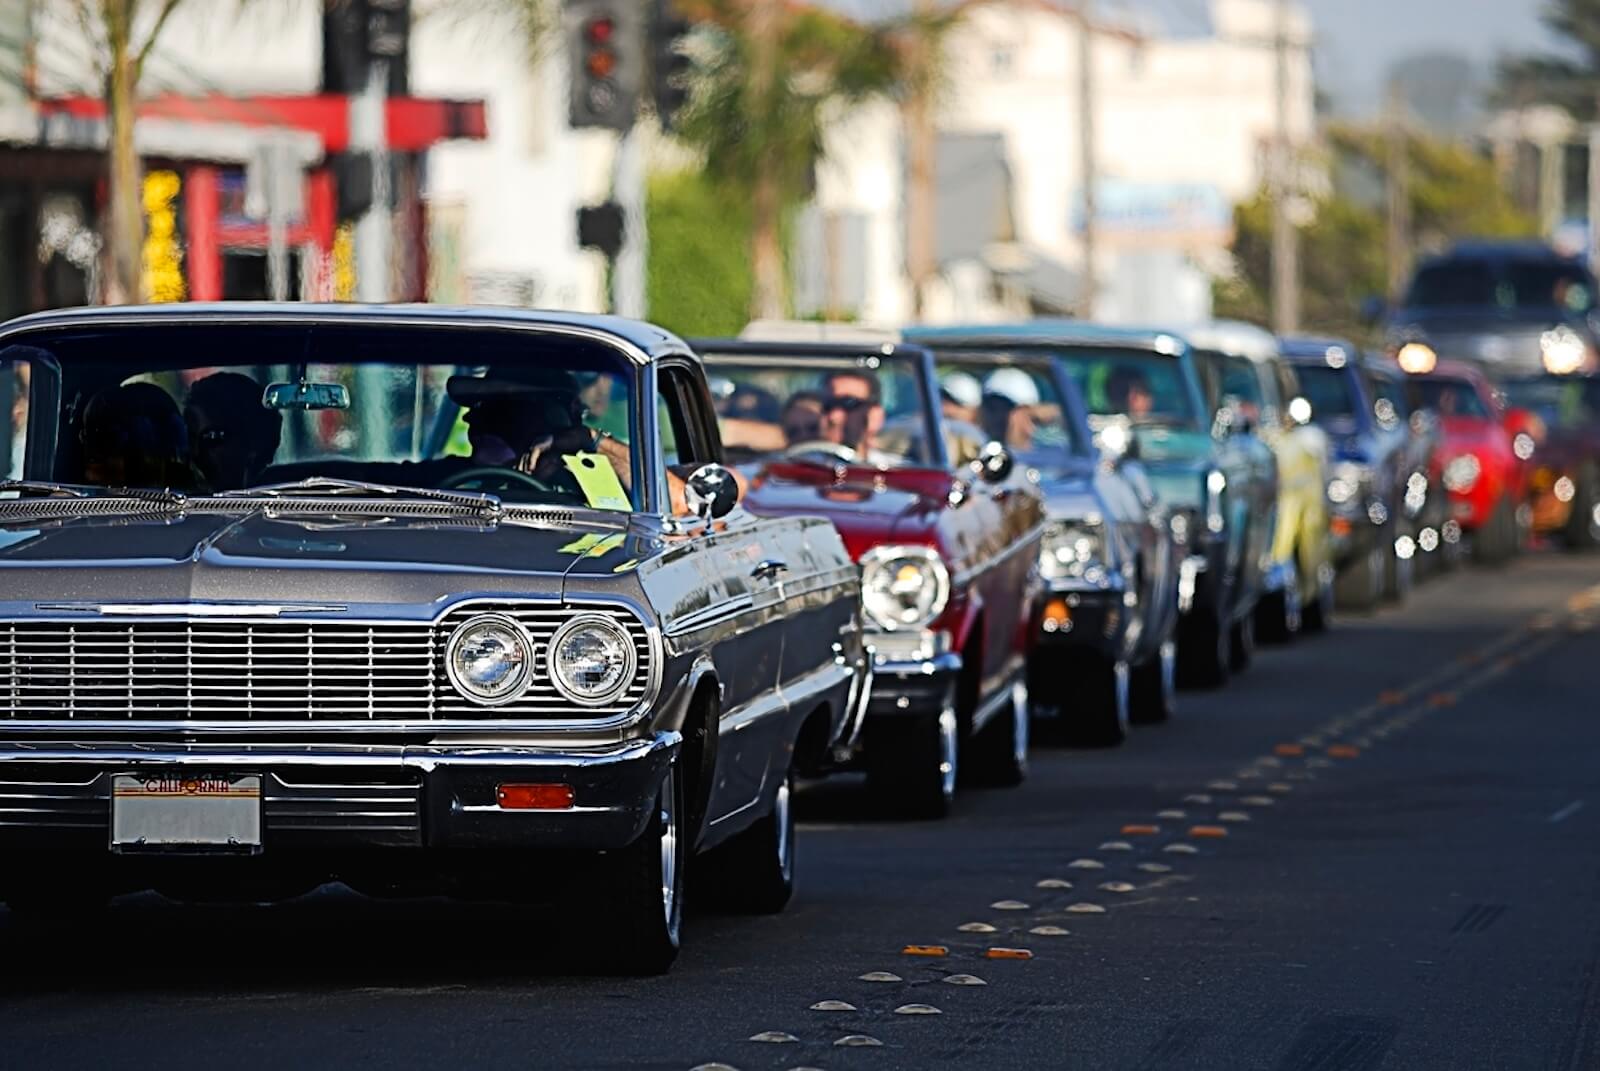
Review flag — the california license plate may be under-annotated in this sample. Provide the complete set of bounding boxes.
[111,774,262,853]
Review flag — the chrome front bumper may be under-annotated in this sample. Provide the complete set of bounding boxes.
[0,733,680,853]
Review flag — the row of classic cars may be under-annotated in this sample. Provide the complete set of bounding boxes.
[0,301,1575,974]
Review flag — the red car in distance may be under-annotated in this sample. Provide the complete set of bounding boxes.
[1403,359,1526,563]
[696,338,1046,819]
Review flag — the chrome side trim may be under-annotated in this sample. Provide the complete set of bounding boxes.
[948,519,1050,589]
[34,603,349,617]
[663,595,755,638]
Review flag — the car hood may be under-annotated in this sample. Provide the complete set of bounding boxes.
[1137,450,1212,511]
[0,507,651,606]
[1395,311,1579,373]
[1034,464,1105,522]
[740,462,950,560]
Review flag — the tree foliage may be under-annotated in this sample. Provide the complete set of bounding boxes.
[1218,127,1537,341]
[1496,0,1600,117]
[645,168,754,338]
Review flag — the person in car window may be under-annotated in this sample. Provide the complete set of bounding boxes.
[820,370,886,458]
[185,372,283,491]
[81,382,196,490]
[982,368,1040,449]
[1108,367,1156,421]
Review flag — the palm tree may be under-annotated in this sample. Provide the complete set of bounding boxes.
[68,0,190,304]
[675,0,942,320]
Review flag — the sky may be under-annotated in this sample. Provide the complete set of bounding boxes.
[824,0,1564,118]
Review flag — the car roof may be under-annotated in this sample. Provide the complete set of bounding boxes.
[905,321,1190,356]
[1279,335,1360,363]
[1177,320,1279,362]
[0,303,695,365]
[1436,239,1578,263]
[692,337,933,363]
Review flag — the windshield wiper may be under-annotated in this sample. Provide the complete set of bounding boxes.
[212,477,503,515]
[0,480,188,507]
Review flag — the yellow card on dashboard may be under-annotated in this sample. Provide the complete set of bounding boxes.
[564,452,631,511]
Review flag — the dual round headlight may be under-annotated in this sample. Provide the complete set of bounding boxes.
[1039,522,1103,581]
[860,546,950,632]
[445,612,635,707]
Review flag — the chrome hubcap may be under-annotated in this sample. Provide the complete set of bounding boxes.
[659,769,679,937]
[774,774,793,880]
[937,707,958,801]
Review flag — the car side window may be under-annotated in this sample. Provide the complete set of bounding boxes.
[658,365,717,467]
[1,360,28,480]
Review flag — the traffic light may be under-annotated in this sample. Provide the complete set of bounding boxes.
[577,202,626,260]
[567,0,643,131]
[650,0,694,131]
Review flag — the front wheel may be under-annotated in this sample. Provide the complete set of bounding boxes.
[866,706,958,819]
[1128,640,1176,725]
[1177,607,1231,689]
[969,681,1030,783]
[599,765,684,975]
[705,763,795,914]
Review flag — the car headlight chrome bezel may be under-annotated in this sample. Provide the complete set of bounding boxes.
[860,545,951,632]
[1442,453,1482,493]
[445,613,535,707]
[548,613,638,706]
[1039,520,1105,582]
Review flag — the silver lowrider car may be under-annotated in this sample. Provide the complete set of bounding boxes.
[0,304,869,974]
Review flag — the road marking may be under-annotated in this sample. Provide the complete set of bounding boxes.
[859,972,901,983]
[749,1032,799,1043]
[1164,842,1199,853]
[1068,859,1105,869]
[1549,800,1585,824]
[1035,878,1072,889]
[1208,780,1238,791]
[1217,811,1251,823]
[902,945,948,957]
[1157,809,1187,819]
[1029,925,1070,936]
[1100,840,1134,851]
[1099,881,1135,893]
[985,948,1034,960]
[811,1000,856,1012]
[958,922,997,933]
[1183,793,1213,804]
[834,1035,884,1047]
[895,1003,943,1014]
[1122,823,1161,835]
[1137,862,1173,873]
[1190,825,1229,838]
[1267,783,1292,793]
[1066,902,1107,914]
[991,899,1031,910]
[943,974,987,986]
[1327,744,1361,758]
[1241,796,1275,806]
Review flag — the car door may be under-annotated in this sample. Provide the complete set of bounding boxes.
[655,360,789,829]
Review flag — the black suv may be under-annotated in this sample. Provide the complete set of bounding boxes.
[1377,241,1600,378]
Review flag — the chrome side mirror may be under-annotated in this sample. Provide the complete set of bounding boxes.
[685,463,739,520]
[974,441,1014,485]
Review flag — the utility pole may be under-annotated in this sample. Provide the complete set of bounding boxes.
[1589,96,1600,277]
[1384,79,1411,301]
[351,56,391,303]
[1269,0,1298,335]
[1076,0,1098,320]
[904,0,937,320]
[611,125,647,318]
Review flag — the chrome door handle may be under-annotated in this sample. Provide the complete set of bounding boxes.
[751,559,789,581]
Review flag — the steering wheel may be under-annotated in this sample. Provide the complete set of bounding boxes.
[784,440,858,464]
[441,467,554,495]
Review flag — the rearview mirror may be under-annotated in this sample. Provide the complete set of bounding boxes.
[974,441,1014,485]
[685,463,740,521]
[264,381,350,411]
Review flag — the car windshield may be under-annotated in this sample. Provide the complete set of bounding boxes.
[703,353,937,470]
[1503,377,1599,430]
[1405,258,1597,314]
[0,322,643,511]
[1057,348,1201,430]
[1294,364,1362,427]
[932,356,1085,459]
[1407,376,1491,419]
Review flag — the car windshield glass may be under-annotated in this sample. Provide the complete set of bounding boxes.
[1056,348,1201,429]
[1294,364,1361,426]
[1407,377,1491,419]
[704,354,936,470]
[1406,259,1596,314]
[1503,377,1597,429]
[0,322,642,511]
[933,356,1085,457]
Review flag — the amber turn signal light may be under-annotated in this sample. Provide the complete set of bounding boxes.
[496,783,576,810]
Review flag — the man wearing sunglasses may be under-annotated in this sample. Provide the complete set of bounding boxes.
[185,372,283,491]
[820,369,887,462]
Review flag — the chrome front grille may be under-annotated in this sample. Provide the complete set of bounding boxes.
[0,602,652,724]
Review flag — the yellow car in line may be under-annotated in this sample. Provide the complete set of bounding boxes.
[1186,322,1334,642]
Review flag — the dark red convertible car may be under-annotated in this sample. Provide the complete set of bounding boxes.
[695,338,1046,817]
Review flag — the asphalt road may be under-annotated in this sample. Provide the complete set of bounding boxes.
[5,554,1600,1071]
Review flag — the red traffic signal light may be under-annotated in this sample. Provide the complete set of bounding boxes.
[584,16,615,44]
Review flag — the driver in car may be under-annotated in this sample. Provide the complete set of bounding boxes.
[1107,367,1156,421]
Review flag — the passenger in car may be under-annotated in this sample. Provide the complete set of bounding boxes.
[184,372,283,491]
[80,382,196,490]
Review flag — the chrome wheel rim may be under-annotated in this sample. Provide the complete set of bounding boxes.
[774,773,793,882]
[1010,681,1030,769]
[659,768,680,940]
[937,707,958,802]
